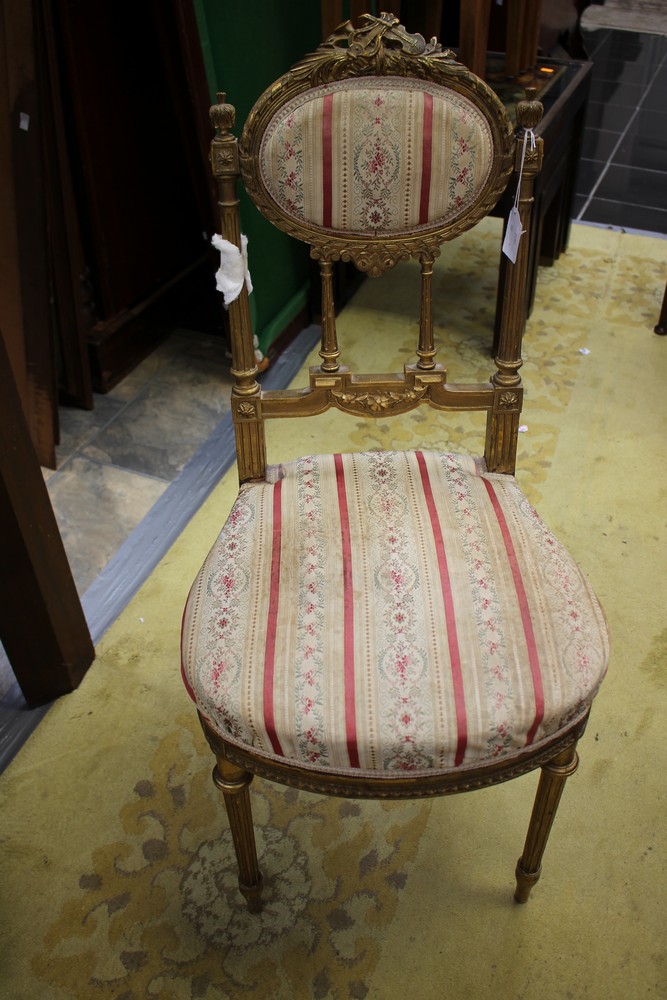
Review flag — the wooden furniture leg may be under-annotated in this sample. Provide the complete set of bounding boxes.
[459,0,491,79]
[514,742,579,902]
[213,757,263,912]
[506,0,543,83]
[525,0,543,71]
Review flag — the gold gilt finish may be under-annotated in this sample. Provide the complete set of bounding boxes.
[203,13,574,913]
[239,12,516,274]
[209,14,544,482]
[210,93,266,482]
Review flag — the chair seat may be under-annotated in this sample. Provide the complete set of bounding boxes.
[182,451,609,776]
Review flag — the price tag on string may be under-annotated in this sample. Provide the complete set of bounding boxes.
[502,207,523,264]
[502,128,536,264]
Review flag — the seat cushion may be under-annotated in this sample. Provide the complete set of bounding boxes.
[181,452,609,775]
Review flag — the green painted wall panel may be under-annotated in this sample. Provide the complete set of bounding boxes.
[193,1,323,350]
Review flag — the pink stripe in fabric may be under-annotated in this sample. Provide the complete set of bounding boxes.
[334,454,360,768]
[419,92,434,225]
[322,93,334,229]
[416,452,468,766]
[263,481,285,756]
[482,478,545,744]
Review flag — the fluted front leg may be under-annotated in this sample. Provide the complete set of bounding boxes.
[514,743,580,903]
[213,757,263,912]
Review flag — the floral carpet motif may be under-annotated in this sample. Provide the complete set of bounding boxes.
[32,715,429,999]
[2,218,666,1000]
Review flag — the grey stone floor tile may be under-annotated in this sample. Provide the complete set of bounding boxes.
[80,378,231,481]
[46,457,168,594]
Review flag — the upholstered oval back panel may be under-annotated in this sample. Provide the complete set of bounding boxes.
[259,77,494,236]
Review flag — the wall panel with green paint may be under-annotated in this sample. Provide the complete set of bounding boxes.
[193,2,323,352]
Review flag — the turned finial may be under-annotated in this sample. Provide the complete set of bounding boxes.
[516,88,543,131]
[210,92,236,134]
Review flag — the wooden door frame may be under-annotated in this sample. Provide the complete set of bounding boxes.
[0,0,59,467]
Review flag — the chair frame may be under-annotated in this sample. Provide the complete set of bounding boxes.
[199,13,586,914]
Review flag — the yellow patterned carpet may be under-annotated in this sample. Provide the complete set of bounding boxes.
[1,219,665,1000]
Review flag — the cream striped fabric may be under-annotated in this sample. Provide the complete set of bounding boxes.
[182,452,609,774]
[258,78,494,234]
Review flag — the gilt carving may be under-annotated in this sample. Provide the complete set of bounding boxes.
[331,385,427,414]
[325,12,445,58]
[296,13,457,86]
[238,13,515,276]
[210,145,238,178]
[209,92,236,133]
[237,401,257,418]
[312,241,419,277]
[499,391,519,408]
[516,91,544,133]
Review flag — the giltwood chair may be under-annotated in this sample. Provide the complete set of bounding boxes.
[181,13,609,913]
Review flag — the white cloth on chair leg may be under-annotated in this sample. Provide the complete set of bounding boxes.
[212,233,253,306]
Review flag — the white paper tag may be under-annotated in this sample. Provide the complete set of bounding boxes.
[19,112,30,131]
[502,206,524,264]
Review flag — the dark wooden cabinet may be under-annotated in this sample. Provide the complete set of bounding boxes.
[1,0,218,466]
[55,0,219,394]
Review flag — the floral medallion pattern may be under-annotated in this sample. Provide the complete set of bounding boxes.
[366,451,433,770]
[351,91,402,232]
[292,455,330,764]
[186,488,256,746]
[260,78,492,234]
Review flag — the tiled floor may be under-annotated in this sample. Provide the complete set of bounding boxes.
[575,27,667,233]
[43,329,233,595]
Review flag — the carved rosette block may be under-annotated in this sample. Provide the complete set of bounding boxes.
[485,383,524,474]
[210,142,239,177]
[234,398,260,420]
[499,390,519,409]
[231,395,265,481]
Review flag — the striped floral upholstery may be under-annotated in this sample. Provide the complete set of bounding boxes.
[259,78,493,234]
[182,451,609,775]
